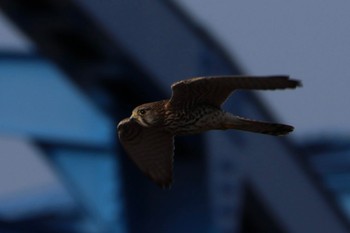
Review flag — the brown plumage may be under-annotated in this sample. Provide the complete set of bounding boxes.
[117,75,301,188]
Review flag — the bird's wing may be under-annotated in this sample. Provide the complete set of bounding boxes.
[117,118,174,188]
[168,75,301,108]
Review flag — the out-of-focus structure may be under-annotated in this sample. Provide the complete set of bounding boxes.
[0,1,349,233]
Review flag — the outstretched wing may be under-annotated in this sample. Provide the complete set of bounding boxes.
[168,75,301,108]
[117,118,174,188]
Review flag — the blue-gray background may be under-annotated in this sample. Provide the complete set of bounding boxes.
[0,1,350,233]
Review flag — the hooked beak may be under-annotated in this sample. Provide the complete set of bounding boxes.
[130,112,137,121]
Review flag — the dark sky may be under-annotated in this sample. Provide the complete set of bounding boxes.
[176,0,350,139]
[0,11,32,52]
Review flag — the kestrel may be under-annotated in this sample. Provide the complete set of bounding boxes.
[118,75,301,188]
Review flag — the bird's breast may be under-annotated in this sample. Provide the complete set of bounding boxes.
[164,105,224,135]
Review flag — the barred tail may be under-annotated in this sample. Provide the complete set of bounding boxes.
[223,115,294,136]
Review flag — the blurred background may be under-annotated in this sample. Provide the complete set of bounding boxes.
[0,0,349,233]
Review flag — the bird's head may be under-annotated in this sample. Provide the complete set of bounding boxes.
[131,102,162,127]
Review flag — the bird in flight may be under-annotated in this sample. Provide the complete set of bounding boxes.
[118,75,301,188]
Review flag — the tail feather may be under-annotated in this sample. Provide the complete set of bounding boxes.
[224,115,294,136]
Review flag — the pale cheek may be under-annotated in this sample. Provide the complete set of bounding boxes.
[144,115,156,124]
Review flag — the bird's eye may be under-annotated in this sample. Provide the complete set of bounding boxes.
[138,109,146,115]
